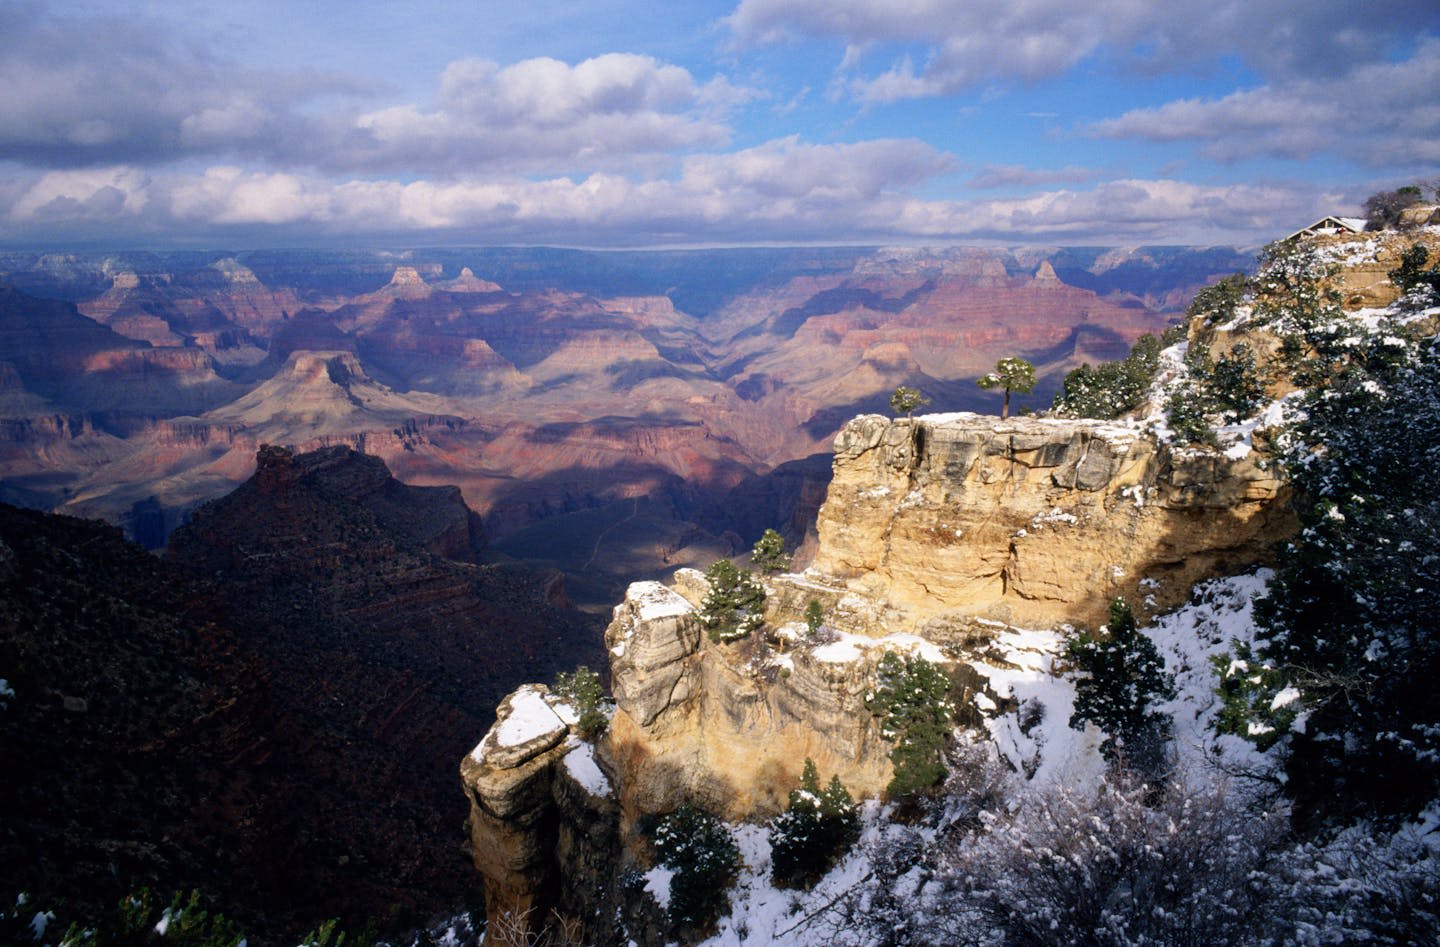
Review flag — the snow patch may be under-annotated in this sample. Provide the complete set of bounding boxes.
[494,688,565,749]
[643,866,673,910]
[563,740,612,798]
[630,580,694,622]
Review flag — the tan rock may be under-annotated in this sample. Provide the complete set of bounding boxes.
[809,413,1292,630]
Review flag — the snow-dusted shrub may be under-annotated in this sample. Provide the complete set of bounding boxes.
[698,558,766,643]
[768,760,860,889]
[651,805,740,931]
[930,775,1292,946]
[1051,332,1164,419]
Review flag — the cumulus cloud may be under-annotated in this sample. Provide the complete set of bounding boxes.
[0,6,741,176]
[726,0,1440,102]
[1089,38,1440,166]
[343,54,738,174]
[895,179,1328,242]
[0,4,352,168]
[0,141,1330,247]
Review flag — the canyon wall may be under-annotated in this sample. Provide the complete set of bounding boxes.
[462,410,1296,942]
[807,412,1295,630]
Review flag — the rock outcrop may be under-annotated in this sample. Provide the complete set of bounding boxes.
[462,406,1299,943]
[460,686,626,943]
[809,413,1292,629]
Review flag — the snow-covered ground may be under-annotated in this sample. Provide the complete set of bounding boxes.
[682,571,1284,945]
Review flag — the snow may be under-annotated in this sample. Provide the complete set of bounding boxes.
[810,631,948,665]
[698,813,885,946]
[687,571,1302,943]
[643,866,674,910]
[493,688,565,749]
[563,739,613,798]
[630,580,694,623]
[1146,570,1278,783]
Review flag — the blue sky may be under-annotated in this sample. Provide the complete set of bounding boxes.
[1,0,1436,248]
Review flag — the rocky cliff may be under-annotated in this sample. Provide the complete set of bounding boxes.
[807,412,1293,629]
[460,408,1296,942]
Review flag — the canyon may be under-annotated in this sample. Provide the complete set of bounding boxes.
[0,245,1248,605]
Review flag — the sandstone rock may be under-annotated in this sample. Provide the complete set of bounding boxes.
[603,579,913,821]
[460,686,627,945]
[810,413,1292,629]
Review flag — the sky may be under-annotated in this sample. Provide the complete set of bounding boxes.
[1,0,1437,249]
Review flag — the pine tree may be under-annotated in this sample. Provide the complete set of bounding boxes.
[976,356,1036,419]
[804,598,824,636]
[698,557,766,643]
[1219,323,1440,826]
[889,385,930,420]
[867,652,953,795]
[769,760,860,888]
[652,805,740,930]
[552,665,608,738]
[1067,598,1176,779]
[750,528,791,574]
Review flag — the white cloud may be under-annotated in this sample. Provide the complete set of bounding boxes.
[344,54,736,174]
[1089,38,1440,166]
[9,167,151,221]
[0,147,1332,247]
[727,0,1440,101]
[0,7,742,177]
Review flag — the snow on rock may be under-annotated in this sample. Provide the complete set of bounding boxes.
[495,688,566,748]
[562,739,613,798]
[810,630,949,665]
[469,685,569,769]
[631,580,694,623]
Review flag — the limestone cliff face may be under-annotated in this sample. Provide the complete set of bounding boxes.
[808,413,1293,629]
[459,686,630,944]
[461,580,935,943]
[604,580,897,821]
[461,410,1297,942]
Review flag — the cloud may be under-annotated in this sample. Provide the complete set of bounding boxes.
[895,179,1329,242]
[0,144,1332,247]
[0,7,742,176]
[342,54,737,174]
[1089,38,1440,167]
[0,4,354,168]
[726,0,1440,102]
[967,164,1102,190]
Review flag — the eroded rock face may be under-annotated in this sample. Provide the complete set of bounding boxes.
[604,580,901,821]
[809,413,1293,629]
[460,686,624,945]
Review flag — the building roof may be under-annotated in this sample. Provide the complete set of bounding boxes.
[1284,216,1369,241]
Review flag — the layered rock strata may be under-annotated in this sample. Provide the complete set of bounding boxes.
[462,411,1297,941]
[809,413,1293,629]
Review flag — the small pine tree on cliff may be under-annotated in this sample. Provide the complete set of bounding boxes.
[769,759,861,888]
[750,528,791,574]
[652,805,740,930]
[867,652,953,795]
[699,558,766,643]
[889,385,930,420]
[977,356,1036,419]
[552,665,607,738]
